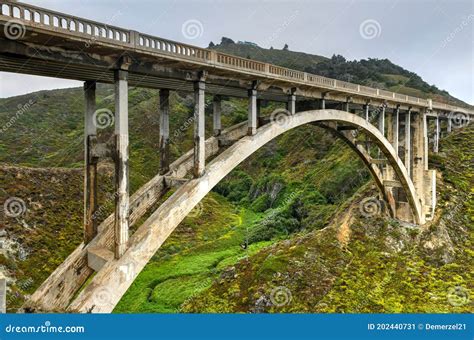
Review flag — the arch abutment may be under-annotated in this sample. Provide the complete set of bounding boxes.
[84,80,98,244]
[194,76,206,177]
[213,95,222,136]
[113,69,130,259]
[248,82,258,135]
[159,89,170,175]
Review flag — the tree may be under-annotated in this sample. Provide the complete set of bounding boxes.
[221,37,235,45]
[283,44,289,51]
[208,41,215,48]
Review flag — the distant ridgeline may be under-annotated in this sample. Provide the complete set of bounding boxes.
[209,37,470,109]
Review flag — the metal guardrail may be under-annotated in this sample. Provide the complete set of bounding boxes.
[1,1,473,114]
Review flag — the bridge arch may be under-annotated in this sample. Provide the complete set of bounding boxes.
[67,109,423,313]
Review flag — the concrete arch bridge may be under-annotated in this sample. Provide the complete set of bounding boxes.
[0,1,471,313]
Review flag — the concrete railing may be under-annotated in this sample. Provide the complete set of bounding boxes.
[1,1,473,115]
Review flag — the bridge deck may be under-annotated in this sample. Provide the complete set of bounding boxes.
[0,1,472,115]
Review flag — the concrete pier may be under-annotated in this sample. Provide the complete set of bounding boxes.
[114,69,130,259]
[159,89,170,175]
[84,80,98,244]
[404,109,411,177]
[213,95,222,136]
[248,84,257,135]
[194,79,206,177]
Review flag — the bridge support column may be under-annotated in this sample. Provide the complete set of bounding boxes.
[213,95,222,136]
[385,109,394,180]
[257,99,262,124]
[287,92,296,115]
[404,109,411,177]
[434,116,440,153]
[114,69,130,259]
[194,78,206,177]
[159,89,170,174]
[365,103,370,121]
[447,117,452,133]
[378,105,385,136]
[248,84,257,135]
[393,106,400,157]
[84,80,98,244]
[412,111,426,203]
[423,114,429,171]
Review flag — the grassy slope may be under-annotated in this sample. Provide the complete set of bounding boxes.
[0,165,113,311]
[182,126,473,313]
[116,126,370,312]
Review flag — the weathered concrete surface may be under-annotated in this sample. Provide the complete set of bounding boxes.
[84,80,98,243]
[193,80,206,177]
[159,89,170,174]
[114,69,130,259]
[67,109,423,313]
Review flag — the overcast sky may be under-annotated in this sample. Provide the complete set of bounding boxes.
[0,0,472,104]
